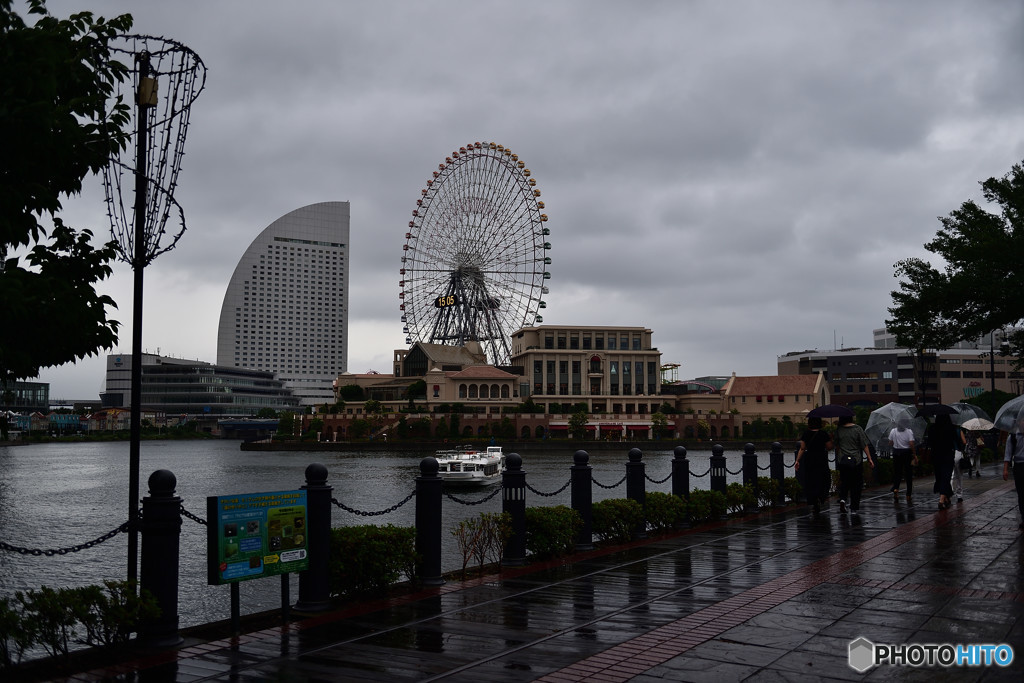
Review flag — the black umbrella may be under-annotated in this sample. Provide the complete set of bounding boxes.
[917,403,958,417]
[807,404,854,418]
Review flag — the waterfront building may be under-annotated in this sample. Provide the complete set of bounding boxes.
[216,202,350,406]
[101,353,299,417]
[778,341,1022,407]
[1,381,48,412]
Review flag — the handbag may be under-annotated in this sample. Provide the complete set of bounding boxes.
[838,453,858,469]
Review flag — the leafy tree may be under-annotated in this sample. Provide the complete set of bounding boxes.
[256,407,277,419]
[363,399,382,414]
[337,384,364,401]
[888,160,1024,354]
[651,411,669,438]
[348,418,371,439]
[568,409,589,440]
[276,411,295,438]
[1,1,134,387]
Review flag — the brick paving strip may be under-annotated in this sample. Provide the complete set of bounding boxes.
[534,483,1019,683]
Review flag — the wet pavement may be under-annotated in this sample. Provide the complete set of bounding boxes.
[58,470,1024,682]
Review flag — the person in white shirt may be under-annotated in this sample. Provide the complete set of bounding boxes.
[888,420,916,503]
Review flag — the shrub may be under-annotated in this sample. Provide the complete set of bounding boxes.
[591,498,644,544]
[725,483,755,514]
[0,581,158,670]
[451,512,512,579]
[687,489,727,524]
[782,476,803,504]
[328,525,418,597]
[644,492,687,533]
[755,477,779,508]
[525,506,582,560]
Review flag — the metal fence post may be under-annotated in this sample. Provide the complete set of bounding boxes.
[742,443,758,512]
[571,450,593,551]
[671,445,690,528]
[710,443,727,494]
[626,447,646,540]
[503,453,527,566]
[296,463,332,611]
[770,441,786,506]
[140,469,182,647]
[415,457,445,586]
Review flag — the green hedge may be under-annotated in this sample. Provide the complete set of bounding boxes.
[328,524,418,597]
[687,489,728,524]
[525,506,582,559]
[645,492,687,532]
[592,498,644,544]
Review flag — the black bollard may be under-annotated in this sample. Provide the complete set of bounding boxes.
[415,457,445,585]
[770,441,785,506]
[626,447,647,540]
[671,446,690,528]
[742,443,758,512]
[296,463,332,611]
[710,444,727,494]
[140,469,183,647]
[502,453,527,566]
[571,450,594,551]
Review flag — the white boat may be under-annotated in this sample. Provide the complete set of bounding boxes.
[434,445,505,486]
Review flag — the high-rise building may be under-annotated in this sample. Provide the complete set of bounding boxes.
[216,202,350,406]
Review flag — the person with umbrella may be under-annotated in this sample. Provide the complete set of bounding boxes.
[926,412,958,509]
[834,414,874,514]
[1002,416,1024,529]
[887,418,917,504]
[795,415,833,516]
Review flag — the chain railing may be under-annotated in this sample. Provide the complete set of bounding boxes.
[331,489,416,517]
[644,470,672,484]
[180,505,207,525]
[446,487,503,505]
[525,479,572,497]
[0,522,130,556]
[592,473,627,489]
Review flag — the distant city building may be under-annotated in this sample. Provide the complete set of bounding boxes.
[2,381,48,412]
[216,202,350,406]
[101,353,298,416]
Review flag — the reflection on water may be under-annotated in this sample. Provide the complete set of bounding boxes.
[0,440,759,628]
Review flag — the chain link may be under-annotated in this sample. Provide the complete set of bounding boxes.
[725,465,743,475]
[644,471,672,484]
[525,479,572,497]
[180,505,208,526]
[757,462,772,471]
[592,474,626,490]
[446,487,502,505]
[690,465,711,478]
[332,489,416,516]
[0,522,129,557]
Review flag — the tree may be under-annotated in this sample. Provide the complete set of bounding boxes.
[568,409,589,440]
[887,160,1024,355]
[363,399,382,414]
[1,0,134,385]
[337,384,364,401]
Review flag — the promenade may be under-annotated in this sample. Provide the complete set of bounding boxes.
[53,470,1024,682]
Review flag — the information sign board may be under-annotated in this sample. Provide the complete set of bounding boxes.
[206,489,308,585]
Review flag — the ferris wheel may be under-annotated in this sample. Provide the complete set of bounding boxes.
[400,141,550,366]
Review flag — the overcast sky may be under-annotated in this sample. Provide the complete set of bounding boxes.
[26,0,1024,400]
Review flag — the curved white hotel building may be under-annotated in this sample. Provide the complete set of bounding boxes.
[216,202,350,406]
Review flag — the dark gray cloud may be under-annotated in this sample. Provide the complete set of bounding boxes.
[29,0,1024,398]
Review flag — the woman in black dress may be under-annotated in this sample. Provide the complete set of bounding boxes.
[928,413,957,508]
[795,416,833,515]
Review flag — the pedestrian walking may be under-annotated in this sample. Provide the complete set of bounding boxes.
[834,415,874,514]
[795,416,833,515]
[888,419,916,504]
[928,413,957,509]
[1003,423,1024,529]
[951,429,967,503]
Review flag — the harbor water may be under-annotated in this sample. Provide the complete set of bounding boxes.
[0,439,773,629]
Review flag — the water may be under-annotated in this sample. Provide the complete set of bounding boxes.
[0,440,767,629]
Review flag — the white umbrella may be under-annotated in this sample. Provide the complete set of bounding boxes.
[993,395,1024,432]
[865,402,926,444]
[959,417,994,432]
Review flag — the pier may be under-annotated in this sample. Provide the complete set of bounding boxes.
[41,472,1024,681]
